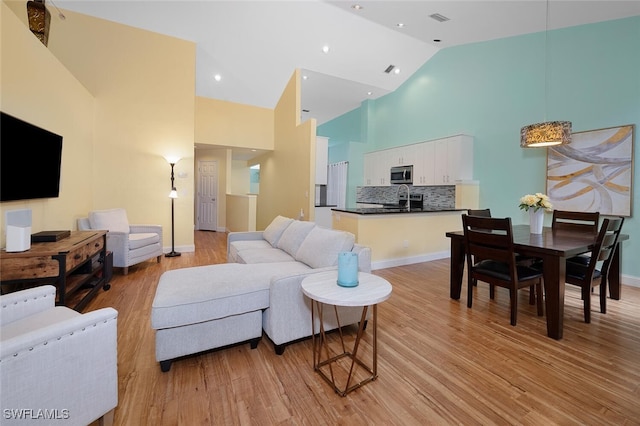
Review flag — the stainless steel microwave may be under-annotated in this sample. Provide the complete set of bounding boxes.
[390,165,413,184]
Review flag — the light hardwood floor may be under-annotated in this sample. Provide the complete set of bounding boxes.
[86,231,640,425]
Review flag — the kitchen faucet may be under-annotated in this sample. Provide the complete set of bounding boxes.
[396,184,411,212]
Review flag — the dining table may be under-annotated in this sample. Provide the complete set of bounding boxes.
[446,224,628,340]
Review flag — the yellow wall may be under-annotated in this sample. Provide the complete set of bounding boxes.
[195,96,274,149]
[254,70,317,229]
[0,1,95,242]
[1,3,196,251]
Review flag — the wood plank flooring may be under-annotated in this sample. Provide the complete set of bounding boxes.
[85,230,640,425]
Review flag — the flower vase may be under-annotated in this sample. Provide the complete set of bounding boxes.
[529,209,544,234]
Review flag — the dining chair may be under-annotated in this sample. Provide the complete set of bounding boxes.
[564,217,624,323]
[466,209,537,293]
[462,214,544,326]
[552,210,600,266]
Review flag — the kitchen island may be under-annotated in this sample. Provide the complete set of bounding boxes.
[331,207,466,269]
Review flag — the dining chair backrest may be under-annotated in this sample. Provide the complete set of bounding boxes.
[552,210,600,234]
[593,217,625,276]
[467,208,492,218]
[462,214,515,277]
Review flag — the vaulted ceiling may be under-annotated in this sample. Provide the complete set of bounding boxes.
[55,1,640,126]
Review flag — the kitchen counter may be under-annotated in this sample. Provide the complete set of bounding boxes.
[333,206,462,215]
[331,208,467,268]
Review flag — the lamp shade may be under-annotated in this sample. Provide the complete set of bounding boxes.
[520,121,572,148]
[169,188,178,199]
[164,156,181,165]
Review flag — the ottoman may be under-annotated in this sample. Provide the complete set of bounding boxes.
[151,262,310,371]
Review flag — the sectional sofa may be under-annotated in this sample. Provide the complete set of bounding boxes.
[151,216,371,371]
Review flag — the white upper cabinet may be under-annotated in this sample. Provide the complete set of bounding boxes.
[413,142,435,185]
[315,136,328,185]
[433,135,473,184]
[362,135,474,187]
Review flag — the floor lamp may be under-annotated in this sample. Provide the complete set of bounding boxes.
[165,157,181,257]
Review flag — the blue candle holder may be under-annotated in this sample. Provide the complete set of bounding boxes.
[337,252,359,287]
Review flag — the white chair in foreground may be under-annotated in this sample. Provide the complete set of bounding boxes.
[0,285,118,426]
[78,208,163,275]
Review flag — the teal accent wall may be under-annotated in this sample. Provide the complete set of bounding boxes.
[318,16,640,279]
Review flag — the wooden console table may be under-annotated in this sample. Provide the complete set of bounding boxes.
[0,230,112,311]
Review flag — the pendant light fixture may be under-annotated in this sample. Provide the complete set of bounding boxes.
[520,0,572,148]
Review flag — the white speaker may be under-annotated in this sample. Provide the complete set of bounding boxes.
[5,209,32,252]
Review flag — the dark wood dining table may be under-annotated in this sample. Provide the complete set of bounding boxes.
[446,224,628,340]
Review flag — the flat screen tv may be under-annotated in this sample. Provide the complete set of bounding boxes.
[1,112,63,202]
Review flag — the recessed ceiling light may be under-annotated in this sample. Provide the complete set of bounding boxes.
[214,74,221,82]
[351,4,363,10]
[367,91,373,96]
[394,68,401,75]
[303,75,308,80]
[396,23,405,28]
[322,45,330,54]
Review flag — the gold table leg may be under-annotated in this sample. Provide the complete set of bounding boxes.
[310,300,378,397]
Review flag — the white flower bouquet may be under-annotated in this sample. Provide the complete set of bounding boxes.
[519,193,553,212]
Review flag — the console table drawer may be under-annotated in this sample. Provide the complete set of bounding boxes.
[0,257,60,281]
[65,237,105,272]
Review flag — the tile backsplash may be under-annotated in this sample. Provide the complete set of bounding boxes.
[356,185,456,208]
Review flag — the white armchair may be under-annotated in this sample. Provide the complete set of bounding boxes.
[0,285,118,426]
[78,208,163,275]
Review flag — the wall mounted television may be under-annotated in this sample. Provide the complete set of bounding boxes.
[1,112,64,202]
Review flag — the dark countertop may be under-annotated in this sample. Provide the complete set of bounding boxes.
[332,207,464,215]
[315,204,337,208]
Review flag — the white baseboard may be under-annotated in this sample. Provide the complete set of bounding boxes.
[371,251,450,270]
[622,274,640,288]
[371,253,640,288]
[163,244,195,254]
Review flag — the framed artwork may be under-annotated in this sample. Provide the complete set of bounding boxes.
[546,124,635,217]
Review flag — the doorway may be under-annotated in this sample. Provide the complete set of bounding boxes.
[197,160,218,231]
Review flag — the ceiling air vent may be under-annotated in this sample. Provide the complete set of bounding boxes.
[429,13,450,23]
[384,65,396,74]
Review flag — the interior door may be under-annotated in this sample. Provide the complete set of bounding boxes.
[197,160,218,231]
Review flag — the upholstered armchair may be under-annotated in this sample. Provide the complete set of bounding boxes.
[78,208,163,274]
[0,285,118,426]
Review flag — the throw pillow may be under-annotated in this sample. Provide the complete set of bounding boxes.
[296,227,355,269]
[276,220,315,257]
[263,215,294,246]
[89,208,130,233]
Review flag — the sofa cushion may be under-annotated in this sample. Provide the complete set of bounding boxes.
[235,248,296,264]
[276,221,316,257]
[151,262,311,329]
[296,227,355,268]
[229,240,273,262]
[89,208,130,233]
[129,232,160,250]
[263,216,294,246]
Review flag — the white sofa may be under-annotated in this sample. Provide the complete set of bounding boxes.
[0,285,118,426]
[151,216,372,371]
[227,216,372,354]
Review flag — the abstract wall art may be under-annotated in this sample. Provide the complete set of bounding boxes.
[546,124,635,217]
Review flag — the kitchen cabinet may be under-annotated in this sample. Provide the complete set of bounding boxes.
[413,142,435,185]
[364,151,389,186]
[433,135,473,184]
[315,136,328,185]
[362,134,473,187]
